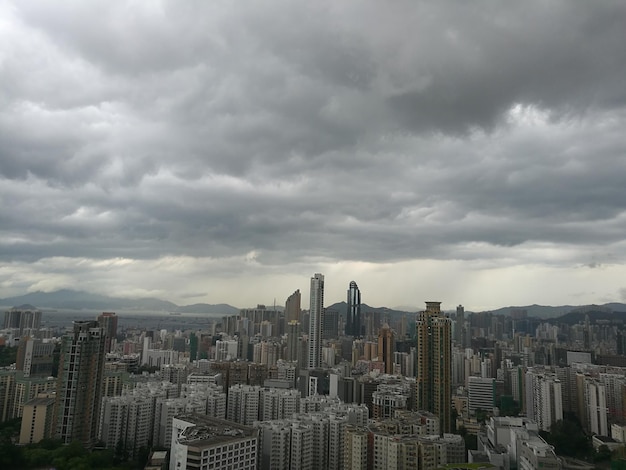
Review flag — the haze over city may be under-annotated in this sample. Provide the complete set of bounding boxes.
[1,1,626,311]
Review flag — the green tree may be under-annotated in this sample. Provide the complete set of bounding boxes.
[541,419,592,458]
[0,346,17,367]
[23,447,52,467]
[57,440,87,460]
[135,446,150,469]
[0,417,24,469]
[464,433,478,451]
[594,444,612,463]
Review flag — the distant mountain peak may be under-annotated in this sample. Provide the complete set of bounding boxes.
[12,304,38,310]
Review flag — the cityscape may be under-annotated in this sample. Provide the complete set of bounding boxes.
[2,275,626,469]
[2,1,626,470]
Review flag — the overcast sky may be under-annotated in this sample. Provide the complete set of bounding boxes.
[1,1,626,311]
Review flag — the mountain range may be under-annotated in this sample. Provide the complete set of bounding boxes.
[0,289,239,315]
[1,289,626,319]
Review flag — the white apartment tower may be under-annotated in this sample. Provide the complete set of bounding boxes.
[308,273,324,369]
[262,388,301,421]
[585,379,608,436]
[344,425,369,469]
[525,369,563,432]
[255,421,313,470]
[227,384,262,425]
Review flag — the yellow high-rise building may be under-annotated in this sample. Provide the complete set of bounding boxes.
[415,301,452,433]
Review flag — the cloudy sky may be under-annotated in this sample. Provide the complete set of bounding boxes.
[1,1,626,311]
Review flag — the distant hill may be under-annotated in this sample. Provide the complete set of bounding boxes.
[3,290,626,320]
[327,301,414,318]
[0,290,238,315]
[176,303,240,315]
[485,304,576,318]
[484,303,626,319]
[550,307,626,325]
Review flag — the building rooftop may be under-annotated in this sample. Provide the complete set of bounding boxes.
[175,414,257,447]
[24,396,55,407]
[521,434,557,457]
[593,435,617,443]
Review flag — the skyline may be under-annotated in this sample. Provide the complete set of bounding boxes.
[2,2,626,311]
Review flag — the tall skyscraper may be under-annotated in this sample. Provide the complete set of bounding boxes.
[525,369,563,432]
[346,281,361,337]
[415,301,452,433]
[285,289,301,323]
[53,320,106,447]
[286,321,300,362]
[97,311,118,353]
[4,306,41,336]
[323,309,339,339]
[378,324,395,374]
[455,305,464,346]
[285,289,302,361]
[308,273,324,369]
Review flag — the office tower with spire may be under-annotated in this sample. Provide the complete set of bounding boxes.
[308,273,324,369]
[346,281,361,337]
[415,301,452,433]
[53,320,106,447]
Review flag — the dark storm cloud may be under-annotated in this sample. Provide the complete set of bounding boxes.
[384,2,626,133]
[1,0,626,288]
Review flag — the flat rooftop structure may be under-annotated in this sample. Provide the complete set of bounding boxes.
[175,414,257,447]
[24,396,55,407]
[149,450,167,461]
[520,433,558,459]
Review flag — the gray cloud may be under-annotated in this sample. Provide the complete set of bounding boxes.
[1,0,626,306]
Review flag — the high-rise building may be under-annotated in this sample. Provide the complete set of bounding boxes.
[4,306,41,336]
[255,420,312,470]
[286,320,300,362]
[581,377,608,436]
[524,369,563,432]
[53,320,106,447]
[285,289,302,323]
[261,388,301,421]
[415,301,452,433]
[455,305,465,346]
[323,309,339,340]
[343,425,369,469]
[227,384,262,425]
[99,394,154,457]
[377,324,395,375]
[285,289,302,361]
[97,312,118,353]
[308,273,324,369]
[16,337,55,377]
[346,281,361,337]
[468,376,496,415]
